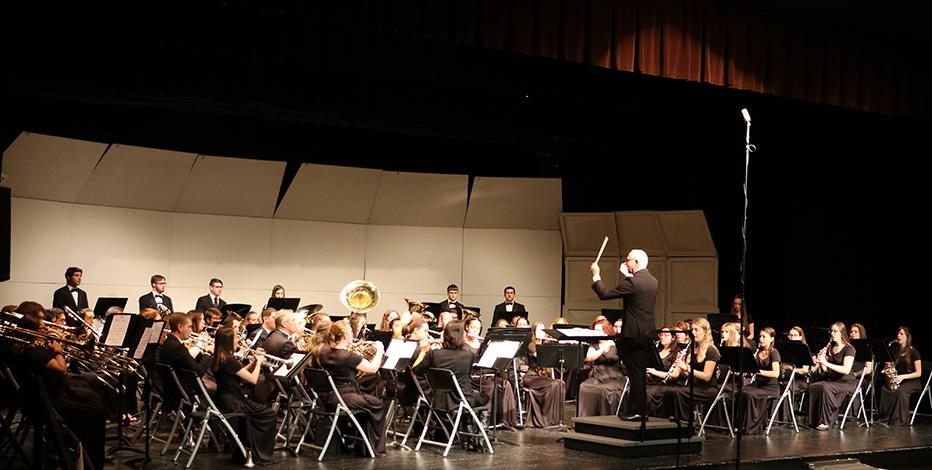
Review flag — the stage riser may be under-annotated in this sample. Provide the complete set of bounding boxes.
[564,436,702,458]
[573,422,691,441]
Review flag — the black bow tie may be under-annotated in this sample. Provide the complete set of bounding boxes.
[155,294,163,299]
[70,288,77,292]
[506,302,513,305]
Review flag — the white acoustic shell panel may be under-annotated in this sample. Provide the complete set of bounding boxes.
[175,155,285,218]
[464,177,562,230]
[275,163,382,223]
[368,172,468,227]
[2,132,107,202]
[560,213,618,257]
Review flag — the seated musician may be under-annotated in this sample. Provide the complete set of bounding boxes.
[878,326,922,426]
[661,318,721,421]
[577,318,627,417]
[736,327,781,434]
[808,322,857,430]
[389,318,404,339]
[211,327,277,465]
[13,302,107,470]
[317,320,388,457]
[512,315,530,328]
[646,326,682,415]
[160,313,214,402]
[848,323,873,375]
[379,309,400,332]
[413,320,486,411]
[522,322,564,427]
[463,317,518,425]
[348,312,368,340]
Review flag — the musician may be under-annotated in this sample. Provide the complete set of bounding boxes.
[578,318,627,417]
[590,249,659,420]
[271,285,285,298]
[646,326,682,415]
[493,286,526,316]
[437,284,461,313]
[244,311,260,326]
[188,310,206,334]
[878,327,922,426]
[437,311,455,330]
[211,327,277,465]
[389,318,404,339]
[13,307,106,470]
[413,320,486,410]
[786,326,811,385]
[849,323,873,375]
[721,322,749,347]
[250,307,276,348]
[726,294,755,341]
[52,266,89,317]
[494,318,510,328]
[808,322,857,430]
[512,315,530,328]
[262,310,302,360]
[379,309,400,332]
[736,327,782,434]
[158,313,212,408]
[139,274,173,314]
[464,317,483,351]
[47,308,67,326]
[195,278,227,312]
[522,321,564,427]
[319,320,388,457]
[612,319,623,335]
[348,312,368,339]
[661,318,721,421]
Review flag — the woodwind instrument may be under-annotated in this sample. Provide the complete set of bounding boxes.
[665,346,689,383]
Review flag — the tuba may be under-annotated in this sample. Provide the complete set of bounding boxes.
[340,280,380,313]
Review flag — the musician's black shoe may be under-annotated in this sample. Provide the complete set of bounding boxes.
[619,414,642,421]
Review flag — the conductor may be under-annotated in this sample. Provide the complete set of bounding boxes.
[590,249,658,420]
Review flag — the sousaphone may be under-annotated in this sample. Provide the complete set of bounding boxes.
[340,280,380,313]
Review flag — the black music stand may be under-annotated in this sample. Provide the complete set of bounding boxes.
[707,313,737,338]
[601,308,623,325]
[368,331,393,350]
[94,297,128,318]
[537,342,586,432]
[267,297,300,311]
[381,340,419,372]
[101,314,152,459]
[870,338,895,423]
[477,328,531,442]
[124,322,163,468]
[491,310,528,329]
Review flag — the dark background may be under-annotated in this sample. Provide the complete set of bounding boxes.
[3,1,930,340]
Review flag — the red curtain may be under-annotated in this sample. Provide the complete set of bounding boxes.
[353,0,928,120]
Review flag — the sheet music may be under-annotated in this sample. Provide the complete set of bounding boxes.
[478,340,521,368]
[104,315,132,347]
[382,339,418,370]
[558,328,607,338]
[274,353,304,378]
[148,321,164,343]
[133,327,153,359]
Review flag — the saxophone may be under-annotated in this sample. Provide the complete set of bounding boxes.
[351,340,379,378]
[883,362,899,390]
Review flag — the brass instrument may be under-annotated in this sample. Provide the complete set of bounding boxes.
[461,307,480,322]
[351,340,380,378]
[882,362,899,390]
[405,298,435,322]
[340,280,380,313]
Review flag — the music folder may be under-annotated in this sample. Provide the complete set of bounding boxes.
[381,339,419,372]
[491,310,528,328]
[93,297,128,318]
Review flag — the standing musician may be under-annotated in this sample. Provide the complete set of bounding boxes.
[318,320,388,457]
[661,318,721,422]
[271,285,286,299]
[590,249,658,420]
[211,327,277,465]
[437,284,461,313]
[195,278,227,313]
[139,274,173,315]
[878,327,922,426]
[52,266,89,318]
[808,322,857,430]
[578,318,627,417]
[726,294,755,343]
[736,327,782,434]
[493,286,526,316]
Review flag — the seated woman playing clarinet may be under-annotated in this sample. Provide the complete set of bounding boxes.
[211,327,277,465]
[661,318,721,421]
[808,322,856,430]
[318,320,388,457]
[646,326,682,415]
[736,327,781,434]
[878,326,922,426]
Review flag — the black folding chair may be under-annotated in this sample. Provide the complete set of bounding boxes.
[420,368,493,457]
[172,369,252,468]
[304,368,376,461]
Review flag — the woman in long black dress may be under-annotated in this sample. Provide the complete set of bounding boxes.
[662,318,721,421]
[646,326,682,416]
[578,318,627,417]
[808,322,857,430]
[211,327,278,465]
[463,317,518,426]
[736,327,781,434]
[878,326,922,426]
[521,322,564,427]
[318,320,388,457]
[413,320,486,409]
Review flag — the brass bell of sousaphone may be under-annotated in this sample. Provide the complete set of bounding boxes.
[340,280,380,313]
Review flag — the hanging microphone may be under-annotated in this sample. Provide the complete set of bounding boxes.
[741,108,751,123]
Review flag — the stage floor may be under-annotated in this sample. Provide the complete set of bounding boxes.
[88,421,932,470]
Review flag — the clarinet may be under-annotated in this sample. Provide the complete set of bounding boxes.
[665,342,690,383]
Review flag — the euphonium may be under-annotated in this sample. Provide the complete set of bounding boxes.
[351,340,379,378]
[883,362,899,390]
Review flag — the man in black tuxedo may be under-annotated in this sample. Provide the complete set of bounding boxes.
[261,310,302,360]
[437,284,461,314]
[157,313,212,408]
[52,267,89,321]
[591,249,658,420]
[493,286,526,316]
[139,274,174,314]
[194,278,227,312]
[249,307,277,348]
